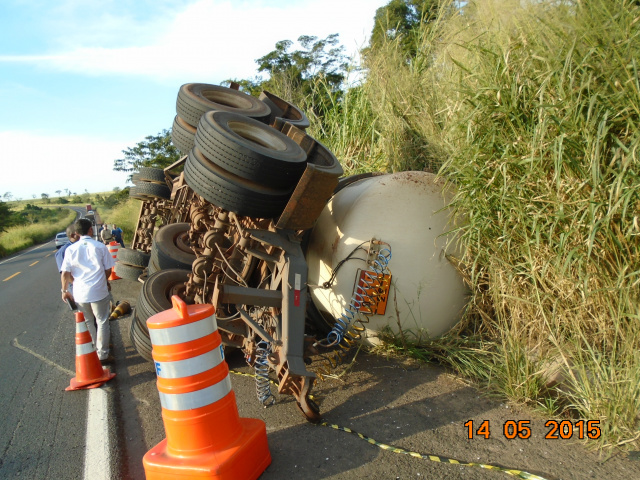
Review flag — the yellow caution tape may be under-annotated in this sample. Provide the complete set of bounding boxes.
[319,422,549,480]
[229,370,548,479]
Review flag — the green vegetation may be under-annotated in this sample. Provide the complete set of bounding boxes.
[113,130,181,181]
[98,197,140,245]
[246,0,639,449]
[0,188,132,257]
[0,206,76,256]
[365,0,639,449]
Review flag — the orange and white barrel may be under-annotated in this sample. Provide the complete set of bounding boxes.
[143,296,271,480]
[108,241,120,260]
[108,241,121,280]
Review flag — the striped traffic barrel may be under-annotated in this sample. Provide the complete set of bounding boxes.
[143,296,271,480]
[108,241,121,280]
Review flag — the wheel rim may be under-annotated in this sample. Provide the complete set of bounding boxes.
[199,89,254,109]
[227,120,288,151]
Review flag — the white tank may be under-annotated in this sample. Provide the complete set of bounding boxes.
[306,171,469,345]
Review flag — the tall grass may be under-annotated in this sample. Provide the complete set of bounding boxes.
[0,194,139,257]
[99,198,141,245]
[299,78,388,174]
[272,0,639,448]
[445,0,639,448]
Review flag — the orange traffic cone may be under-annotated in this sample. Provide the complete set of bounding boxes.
[108,241,121,281]
[143,296,271,480]
[109,301,130,321]
[66,311,116,391]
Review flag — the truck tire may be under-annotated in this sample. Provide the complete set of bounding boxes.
[117,248,150,268]
[176,83,271,128]
[136,167,166,185]
[130,309,153,361]
[140,268,190,315]
[195,110,307,189]
[130,182,171,200]
[153,223,196,270]
[129,185,147,200]
[171,115,196,154]
[259,90,310,130]
[130,269,190,362]
[114,262,144,282]
[148,246,160,275]
[185,146,292,219]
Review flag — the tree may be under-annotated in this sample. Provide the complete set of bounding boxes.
[41,193,50,204]
[0,200,12,233]
[368,0,441,59]
[113,129,181,180]
[230,34,349,118]
[260,34,347,95]
[3,192,12,201]
[55,190,62,197]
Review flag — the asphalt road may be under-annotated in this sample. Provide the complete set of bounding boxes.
[2,236,639,479]
[0,240,118,479]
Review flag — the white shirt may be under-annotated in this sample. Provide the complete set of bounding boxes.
[60,235,115,303]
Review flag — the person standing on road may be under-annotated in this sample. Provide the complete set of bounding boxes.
[55,224,80,273]
[61,218,115,363]
[100,223,114,245]
[111,224,124,248]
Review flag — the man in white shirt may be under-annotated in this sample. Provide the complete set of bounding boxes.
[61,218,116,362]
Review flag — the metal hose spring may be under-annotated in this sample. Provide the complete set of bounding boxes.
[314,243,392,380]
[253,340,276,406]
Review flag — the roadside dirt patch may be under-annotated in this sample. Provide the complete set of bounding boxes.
[110,279,639,480]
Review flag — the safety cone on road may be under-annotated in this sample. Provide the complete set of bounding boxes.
[143,296,271,480]
[108,241,121,281]
[66,311,116,391]
[109,301,131,321]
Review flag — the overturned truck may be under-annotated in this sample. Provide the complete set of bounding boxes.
[117,83,468,423]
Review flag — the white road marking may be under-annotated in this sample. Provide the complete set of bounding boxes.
[84,388,111,480]
[0,241,54,265]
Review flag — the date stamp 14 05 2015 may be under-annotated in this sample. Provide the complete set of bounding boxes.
[464,419,602,440]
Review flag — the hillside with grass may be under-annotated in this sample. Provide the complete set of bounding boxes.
[280,0,638,449]
[0,188,133,257]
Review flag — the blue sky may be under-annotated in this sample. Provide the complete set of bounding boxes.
[0,0,386,201]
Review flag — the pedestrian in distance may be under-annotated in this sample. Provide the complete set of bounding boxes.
[55,224,80,273]
[111,224,125,248]
[100,223,114,245]
[61,218,116,363]
[98,224,117,311]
